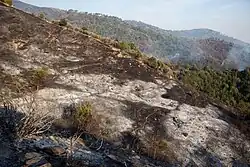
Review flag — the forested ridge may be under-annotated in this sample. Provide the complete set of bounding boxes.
[13,0,250,70]
[181,67,250,115]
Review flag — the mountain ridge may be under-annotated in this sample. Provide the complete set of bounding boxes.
[13,0,250,70]
[13,0,250,45]
[126,20,250,46]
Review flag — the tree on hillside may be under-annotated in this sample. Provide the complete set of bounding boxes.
[58,18,67,26]
[39,13,45,19]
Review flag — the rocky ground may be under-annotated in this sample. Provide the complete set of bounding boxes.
[0,3,250,167]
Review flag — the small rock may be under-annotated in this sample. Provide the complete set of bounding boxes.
[25,152,42,160]
[43,146,66,156]
[24,152,51,167]
[173,117,184,128]
[62,70,68,74]
[134,155,140,160]
[107,154,118,161]
[38,164,52,167]
[72,150,104,166]
[182,132,188,137]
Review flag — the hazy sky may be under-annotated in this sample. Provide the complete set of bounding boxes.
[21,0,250,43]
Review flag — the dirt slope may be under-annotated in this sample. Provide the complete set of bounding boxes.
[0,4,250,167]
[0,3,165,83]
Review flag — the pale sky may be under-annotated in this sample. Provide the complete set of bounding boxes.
[21,0,250,43]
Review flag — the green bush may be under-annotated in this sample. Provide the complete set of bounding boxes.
[157,60,166,71]
[39,13,45,19]
[144,57,170,73]
[82,26,88,31]
[30,67,49,87]
[157,139,169,151]
[33,67,49,79]
[133,51,143,60]
[58,18,67,26]
[80,27,89,35]
[146,57,158,69]
[118,41,139,51]
[144,137,176,162]
[66,23,73,29]
[118,42,130,50]
[128,42,137,50]
[81,30,89,35]
[74,102,92,128]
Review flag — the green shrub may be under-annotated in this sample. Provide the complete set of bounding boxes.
[30,67,49,87]
[143,137,176,162]
[82,26,88,31]
[81,30,89,35]
[51,20,57,24]
[32,67,49,80]
[143,57,171,75]
[157,60,166,70]
[146,57,158,69]
[92,33,101,40]
[133,51,143,60]
[118,42,128,50]
[74,102,92,128]
[58,18,67,26]
[74,27,80,31]
[66,23,73,29]
[156,139,168,151]
[39,13,45,19]
[118,41,138,51]
[128,42,137,50]
[80,27,89,35]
